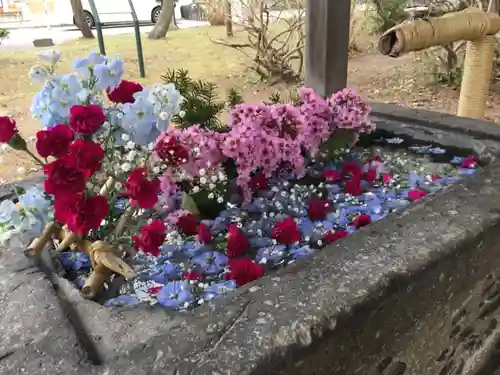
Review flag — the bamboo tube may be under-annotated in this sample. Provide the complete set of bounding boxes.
[458,36,496,119]
[379,8,500,57]
[24,221,60,257]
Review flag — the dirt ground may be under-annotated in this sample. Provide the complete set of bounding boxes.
[1,24,499,183]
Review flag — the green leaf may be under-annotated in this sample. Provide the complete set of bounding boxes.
[181,192,200,216]
[319,130,359,160]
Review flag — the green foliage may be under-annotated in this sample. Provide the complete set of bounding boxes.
[161,69,243,131]
[265,89,301,105]
[433,66,463,88]
[0,28,9,44]
[367,0,408,34]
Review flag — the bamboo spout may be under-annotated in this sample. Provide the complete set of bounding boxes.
[379,8,500,57]
[25,221,60,257]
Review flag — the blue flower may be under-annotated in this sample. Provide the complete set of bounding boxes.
[450,156,465,165]
[458,168,477,175]
[72,51,107,79]
[59,252,91,271]
[121,91,159,145]
[192,251,228,275]
[104,295,141,308]
[202,280,237,301]
[157,281,194,309]
[148,262,183,283]
[408,173,424,186]
[93,58,124,91]
[255,245,286,263]
[290,245,314,259]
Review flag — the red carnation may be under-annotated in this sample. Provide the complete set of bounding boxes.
[183,271,201,281]
[155,135,189,167]
[382,174,393,185]
[0,116,18,143]
[407,189,427,201]
[54,193,108,235]
[197,223,212,244]
[148,286,162,296]
[363,169,377,182]
[341,161,362,177]
[69,104,106,135]
[132,219,166,257]
[308,198,333,221]
[323,229,349,245]
[176,213,198,236]
[226,224,249,257]
[430,174,441,182]
[250,171,269,191]
[353,214,371,229]
[68,139,104,175]
[123,168,161,209]
[461,156,478,169]
[43,155,90,197]
[107,80,143,104]
[345,177,363,196]
[226,258,265,286]
[272,217,301,245]
[35,124,74,158]
[323,169,343,182]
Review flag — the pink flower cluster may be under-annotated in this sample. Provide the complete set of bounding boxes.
[221,88,374,201]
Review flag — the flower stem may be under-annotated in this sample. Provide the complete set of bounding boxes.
[24,149,45,167]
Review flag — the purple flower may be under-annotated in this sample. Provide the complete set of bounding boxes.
[59,252,91,271]
[157,281,194,309]
[290,245,314,259]
[192,251,228,275]
[202,280,237,301]
[255,245,287,263]
[149,262,183,283]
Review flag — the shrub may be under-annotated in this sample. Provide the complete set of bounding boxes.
[0,28,9,44]
[367,0,408,34]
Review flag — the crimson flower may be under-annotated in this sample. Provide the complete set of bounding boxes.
[461,156,478,169]
[69,104,106,135]
[35,124,74,158]
[226,258,265,286]
[107,80,143,104]
[363,169,377,182]
[323,169,343,182]
[0,116,18,143]
[430,174,441,182]
[123,168,161,209]
[407,189,427,201]
[148,286,162,296]
[272,217,301,245]
[197,223,212,244]
[250,171,269,191]
[341,161,362,177]
[68,139,104,175]
[323,230,349,245]
[226,224,249,257]
[183,271,201,281]
[54,193,108,235]
[176,213,198,236]
[308,198,333,221]
[132,219,166,257]
[43,155,90,197]
[345,177,363,196]
[382,174,393,185]
[154,135,190,167]
[353,214,371,229]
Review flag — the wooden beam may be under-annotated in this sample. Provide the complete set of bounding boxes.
[305,0,351,97]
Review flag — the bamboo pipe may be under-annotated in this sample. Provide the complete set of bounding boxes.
[24,221,60,257]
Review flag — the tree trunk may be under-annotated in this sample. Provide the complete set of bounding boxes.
[70,0,94,38]
[225,0,234,36]
[149,0,176,40]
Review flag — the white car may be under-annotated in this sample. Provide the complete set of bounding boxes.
[75,0,165,27]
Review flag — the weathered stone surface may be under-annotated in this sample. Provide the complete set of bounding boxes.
[0,247,93,375]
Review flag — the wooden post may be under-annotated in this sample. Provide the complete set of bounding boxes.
[305,0,351,98]
[225,0,234,36]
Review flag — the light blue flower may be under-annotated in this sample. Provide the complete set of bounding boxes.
[290,245,314,259]
[192,251,228,275]
[121,91,159,145]
[72,51,107,79]
[202,280,237,301]
[93,58,124,91]
[255,245,287,263]
[157,281,194,309]
[59,252,91,271]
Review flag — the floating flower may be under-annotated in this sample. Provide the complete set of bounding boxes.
[352,214,371,229]
[54,193,108,235]
[197,223,212,244]
[154,134,189,167]
[323,169,343,182]
[341,161,362,177]
[226,224,249,257]
[107,80,143,104]
[43,155,90,197]
[461,156,479,169]
[123,168,161,209]
[363,169,378,182]
[250,171,269,191]
[308,198,333,221]
[192,251,228,274]
[59,252,91,271]
[132,219,166,257]
[382,173,393,185]
[68,139,104,175]
[0,116,18,144]
[272,217,301,245]
[345,177,362,196]
[157,281,194,309]
[203,280,237,301]
[407,189,428,202]
[226,258,265,286]
[323,229,349,245]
